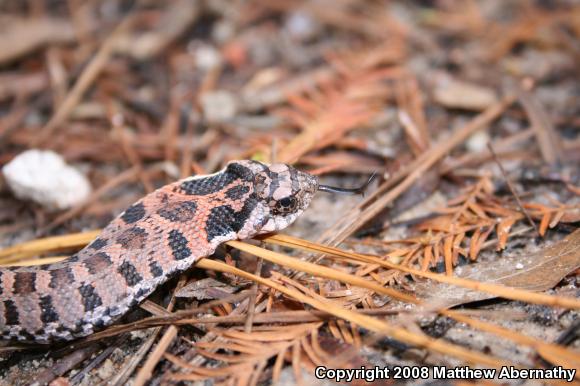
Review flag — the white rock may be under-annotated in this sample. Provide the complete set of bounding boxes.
[2,149,92,211]
[191,43,223,71]
[96,358,115,380]
[200,90,239,122]
[284,10,320,41]
[212,20,235,44]
[466,130,490,153]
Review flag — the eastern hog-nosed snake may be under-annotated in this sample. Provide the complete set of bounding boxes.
[0,160,335,343]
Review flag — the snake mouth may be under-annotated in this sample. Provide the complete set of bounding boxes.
[317,172,376,196]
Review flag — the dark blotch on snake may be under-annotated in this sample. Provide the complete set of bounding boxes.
[168,230,191,260]
[4,300,19,325]
[48,268,76,290]
[179,163,252,195]
[225,184,250,200]
[232,199,257,232]
[93,318,106,329]
[13,272,36,295]
[39,295,59,324]
[180,173,237,195]
[121,202,146,224]
[206,199,258,241]
[18,330,35,341]
[135,287,149,299]
[118,261,143,287]
[84,252,112,275]
[67,254,80,263]
[71,321,85,334]
[206,205,235,241]
[88,238,108,250]
[157,201,197,222]
[78,284,103,312]
[149,261,164,278]
[116,227,148,249]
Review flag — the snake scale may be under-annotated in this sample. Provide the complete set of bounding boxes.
[0,160,365,343]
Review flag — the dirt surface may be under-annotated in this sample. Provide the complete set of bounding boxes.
[0,0,578,385]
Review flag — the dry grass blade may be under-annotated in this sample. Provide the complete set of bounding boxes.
[260,235,580,368]
[267,234,580,310]
[0,230,100,264]
[83,309,400,342]
[8,234,576,369]
[195,258,507,367]
[3,231,576,372]
[227,241,416,303]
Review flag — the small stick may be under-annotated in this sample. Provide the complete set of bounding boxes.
[33,12,135,145]
[487,142,540,237]
[244,256,264,333]
[32,343,101,385]
[69,335,128,384]
[130,275,187,386]
[317,94,518,247]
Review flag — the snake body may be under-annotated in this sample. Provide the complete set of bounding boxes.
[0,160,319,343]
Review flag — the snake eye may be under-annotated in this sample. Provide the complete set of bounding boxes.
[279,197,295,208]
[272,196,297,215]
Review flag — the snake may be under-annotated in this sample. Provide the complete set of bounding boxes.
[0,160,367,343]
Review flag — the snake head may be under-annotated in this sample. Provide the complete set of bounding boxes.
[254,163,319,233]
[223,160,373,239]
[229,161,319,235]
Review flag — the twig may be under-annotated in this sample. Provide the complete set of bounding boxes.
[517,80,565,165]
[109,278,188,386]
[70,335,129,385]
[0,97,28,143]
[179,111,196,179]
[32,10,135,145]
[487,142,540,237]
[108,330,158,386]
[32,343,102,385]
[244,257,263,333]
[111,114,155,193]
[316,93,517,247]
[0,309,402,353]
[133,326,179,386]
[240,66,336,112]
[131,275,187,386]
